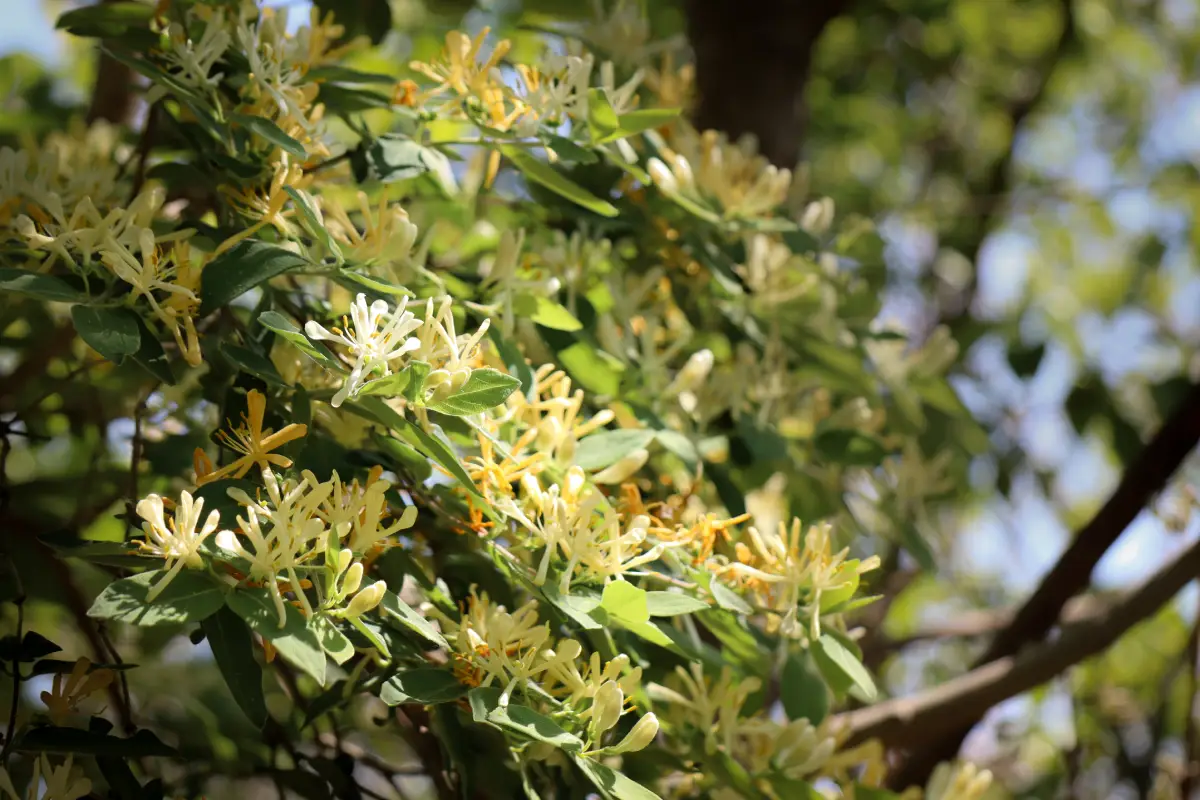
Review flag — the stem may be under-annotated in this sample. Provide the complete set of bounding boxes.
[0,570,26,766]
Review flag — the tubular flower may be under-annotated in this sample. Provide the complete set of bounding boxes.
[197,389,308,484]
[39,658,115,726]
[428,589,552,695]
[0,754,92,800]
[136,490,224,600]
[304,294,423,407]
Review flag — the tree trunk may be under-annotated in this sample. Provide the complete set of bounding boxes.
[685,0,850,168]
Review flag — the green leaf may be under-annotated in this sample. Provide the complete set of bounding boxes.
[708,580,752,615]
[258,310,340,368]
[347,396,481,498]
[226,588,327,686]
[0,268,84,302]
[574,756,663,800]
[898,521,937,573]
[612,108,680,139]
[0,632,60,662]
[222,343,288,386]
[501,146,618,217]
[71,305,141,364]
[15,727,176,758]
[813,428,887,466]
[380,590,447,649]
[285,186,341,260]
[540,582,602,630]
[313,0,392,44]
[468,687,583,752]
[55,2,153,36]
[131,314,175,384]
[587,88,620,142]
[654,429,699,469]
[352,134,431,183]
[574,429,655,471]
[811,633,876,701]
[529,296,583,331]
[645,592,709,617]
[201,605,268,727]
[780,651,829,724]
[557,341,622,395]
[380,668,467,705]
[489,327,534,395]
[337,269,410,296]
[88,570,226,626]
[307,65,395,83]
[426,368,521,416]
[200,241,310,314]
[230,113,307,159]
[357,369,412,398]
[310,615,355,665]
[600,580,649,625]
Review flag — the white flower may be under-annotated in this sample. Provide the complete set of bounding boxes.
[591,447,649,484]
[136,491,223,601]
[343,579,387,618]
[607,712,659,755]
[305,294,423,407]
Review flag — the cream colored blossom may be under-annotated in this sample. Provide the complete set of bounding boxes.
[136,490,223,601]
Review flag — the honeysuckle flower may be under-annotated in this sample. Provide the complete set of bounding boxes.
[322,190,419,265]
[220,469,330,626]
[497,365,614,464]
[597,60,643,117]
[410,28,516,125]
[0,754,92,800]
[39,658,115,726]
[540,642,642,705]
[136,490,223,601]
[587,679,624,739]
[160,16,232,93]
[408,297,491,404]
[196,389,308,484]
[429,589,552,691]
[921,762,993,800]
[305,294,423,407]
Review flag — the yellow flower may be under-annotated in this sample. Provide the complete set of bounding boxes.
[0,754,92,800]
[136,490,223,600]
[39,658,114,725]
[196,389,308,485]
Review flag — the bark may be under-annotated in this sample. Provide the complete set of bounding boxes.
[685,0,851,168]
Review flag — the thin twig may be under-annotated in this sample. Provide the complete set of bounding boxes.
[96,623,135,734]
[0,567,26,765]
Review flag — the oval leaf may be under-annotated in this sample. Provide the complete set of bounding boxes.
[811,633,877,702]
[88,570,226,627]
[426,368,521,416]
[201,605,268,727]
[575,429,656,471]
[645,591,709,617]
[0,268,84,302]
[200,240,310,313]
[226,588,327,686]
[501,146,618,217]
[381,668,467,705]
[71,305,141,364]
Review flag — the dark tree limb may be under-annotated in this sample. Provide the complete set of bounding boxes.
[838,534,1200,752]
[887,380,1200,787]
[85,0,137,126]
[685,0,852,167]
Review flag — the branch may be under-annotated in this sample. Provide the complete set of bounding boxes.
[889,380,1200,785]
[685,0,852,167]
[838,536,1200,752]
[860,591,1117,669]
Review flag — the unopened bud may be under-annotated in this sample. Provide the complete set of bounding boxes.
[608,712,658,754]
[590,680,623,737]
[342,562,364,596]
[344,580,386,618]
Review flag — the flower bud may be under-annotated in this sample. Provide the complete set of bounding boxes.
[647,158,677,194]
[344,580,386,618]
[608,712,658,754]
[342,561,364,596]
[592,448,649,485]
[590,680,624,737]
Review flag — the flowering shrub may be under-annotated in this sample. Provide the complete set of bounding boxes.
[0,2,992,799]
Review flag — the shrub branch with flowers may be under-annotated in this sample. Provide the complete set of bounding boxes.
[0,2,993,799]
